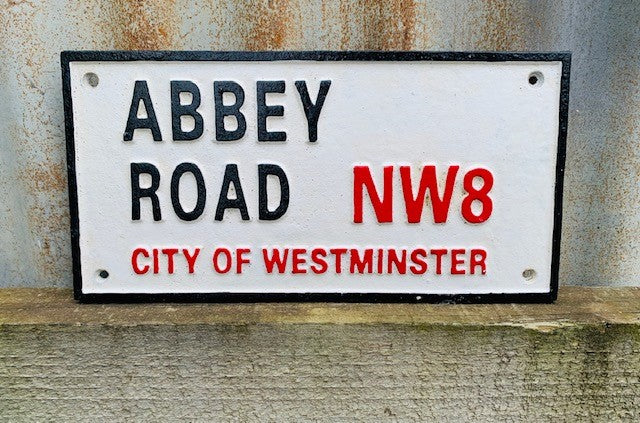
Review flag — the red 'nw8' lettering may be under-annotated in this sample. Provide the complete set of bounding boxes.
[353,165,494,224]
[400,165,459,223]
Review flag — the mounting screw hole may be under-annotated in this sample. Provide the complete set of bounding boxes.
[522,269,537,281]
[528,71,543,87]
[84,72,99,87]
[98,269,109,279]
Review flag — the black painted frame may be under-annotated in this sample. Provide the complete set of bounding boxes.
[61,50,570,304]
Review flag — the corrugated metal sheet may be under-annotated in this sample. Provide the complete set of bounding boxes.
[0,0,638,287]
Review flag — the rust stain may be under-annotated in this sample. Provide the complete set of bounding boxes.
[7,0,34,7]
[338,0,417,50]
[596,48,640,275]
[241,0,297,51]
[110,0,177,50]
[398,0,417,50]
[477,0,524,50]
[2,1,73,284]
[19,162,66,192]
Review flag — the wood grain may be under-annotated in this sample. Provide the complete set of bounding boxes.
[1,287,639,421]
[1,286,639,329]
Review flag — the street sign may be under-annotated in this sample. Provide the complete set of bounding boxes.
[62,51,570,303]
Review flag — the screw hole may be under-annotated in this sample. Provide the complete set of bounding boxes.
[528,71,543,87]
[84,72,99,87]
[522,269,536,281]
[98,270,109,279]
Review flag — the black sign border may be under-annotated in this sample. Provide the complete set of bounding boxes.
[61,50,570,304]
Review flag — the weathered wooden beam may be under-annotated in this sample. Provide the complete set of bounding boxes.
[2,287,640,421]
[1,286,639,327]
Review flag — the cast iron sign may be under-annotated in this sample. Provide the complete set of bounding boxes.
[62,51,570,303]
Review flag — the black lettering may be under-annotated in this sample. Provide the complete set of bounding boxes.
[171,81,203,141]
[214,81,247,141]
[295,80,331,142]
[124,81,162,141]
[257,80,286,141]
[170,163,206,221]
[215,164,249,221]
[131,162,161,221]
[258,164,289,220]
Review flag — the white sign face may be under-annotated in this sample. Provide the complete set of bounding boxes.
[62,52,569,303]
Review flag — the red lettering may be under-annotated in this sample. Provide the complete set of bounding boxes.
[329,248,348,274]
[292,248,307,274]
[162,248,179,274]
[212,248,232,273]
[450,249,466,275]
[350,249,373,273]
[409,248,428,274]
[377,248,384,273]
[400,165,458,223]
[310,248,328,274]
[236,248,251,274]
[387,249,407,274]
[182,248,201,274]
[131,248,149,275]
[470,249,487,275]
[152,248,159,274]
[353,165,393,223]
[462,168,494,223]
[430,249,447,275]
[262,248,289,274]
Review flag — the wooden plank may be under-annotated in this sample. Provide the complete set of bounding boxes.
[1,287,639,328]
[1,287,640,420]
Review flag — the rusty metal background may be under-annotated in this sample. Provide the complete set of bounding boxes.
[0,0,638,287]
